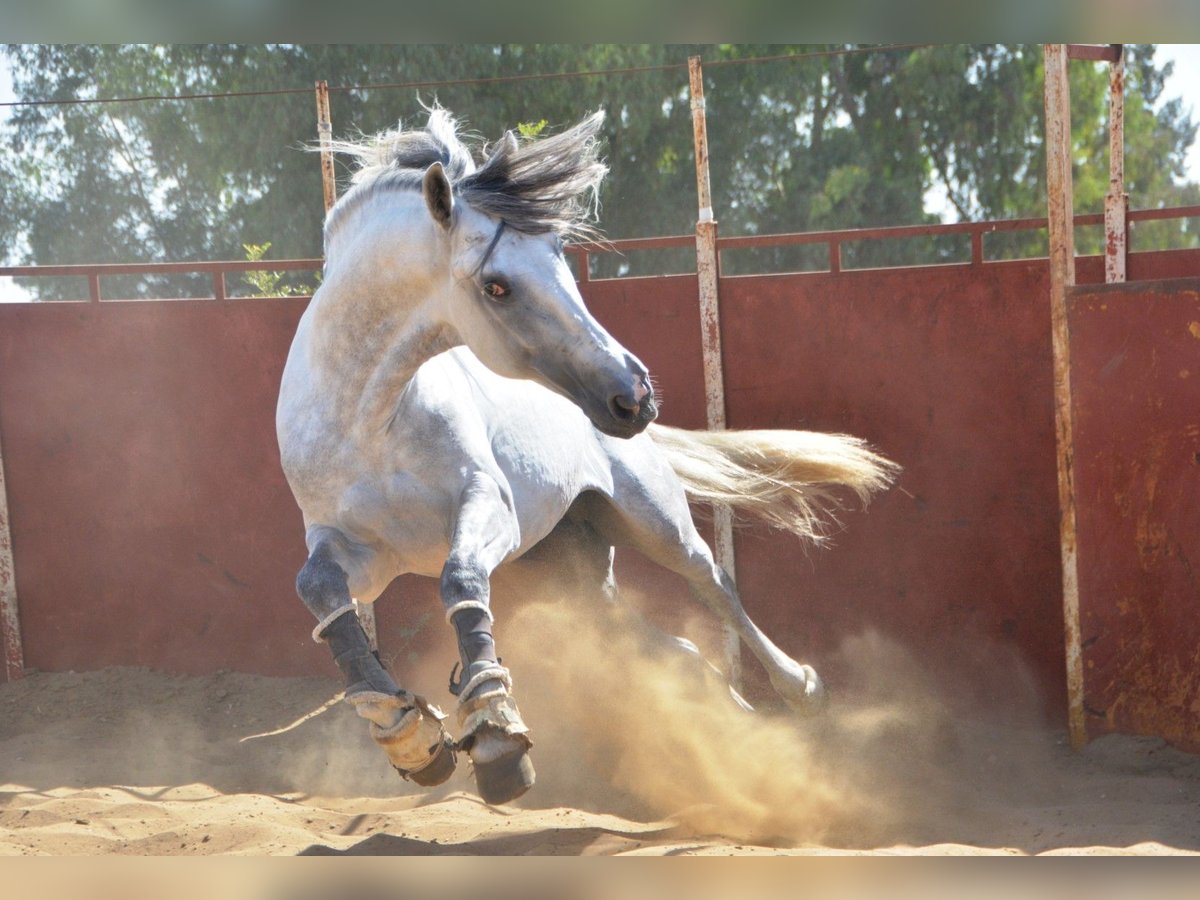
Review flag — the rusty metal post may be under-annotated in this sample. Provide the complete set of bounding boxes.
[688,55,741,689]
[1043,44,1086,750]
[315,81,337,214]
[0,429,24,681]
[1104,46,1127,283]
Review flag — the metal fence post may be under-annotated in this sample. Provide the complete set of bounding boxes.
[0,430,24,681]
[315,81,338,215]
[688,55,741,689]
[1105,45,1127,284]
[1043,43,1086,750]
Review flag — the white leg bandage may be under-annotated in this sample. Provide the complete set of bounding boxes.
[311,602,357,643]
[444,600,493,624]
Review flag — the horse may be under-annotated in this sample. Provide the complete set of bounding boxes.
[276,107,897,805]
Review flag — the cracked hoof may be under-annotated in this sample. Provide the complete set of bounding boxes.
[469,728,536,805]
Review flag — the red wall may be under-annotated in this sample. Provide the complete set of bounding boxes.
[1070,277,1200,749]
[2,250,1198,742]
[0,300,326,677]
[581,262,1069,715]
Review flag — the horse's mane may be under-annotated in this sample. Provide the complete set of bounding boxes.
[326,107,608,242]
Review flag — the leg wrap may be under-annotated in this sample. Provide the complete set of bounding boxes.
[449,605,498,671]
[457,688,531,749]
[454,671,535,804]
[452,663,530,751]
[320,609,397,696]
[445,598,534,802]
[320,609,456,786]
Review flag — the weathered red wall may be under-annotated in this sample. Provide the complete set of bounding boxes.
[1069,276,1200,749]
[1,250,1198,744]
[0,299,325,677]
[581,262,1069,715]
[718,263,1067,711]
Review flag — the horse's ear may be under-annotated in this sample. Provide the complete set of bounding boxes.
[423,161,454,229]
[501,130,518,155]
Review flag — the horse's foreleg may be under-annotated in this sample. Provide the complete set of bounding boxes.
[297,541,457,786]
[441,473,535,804]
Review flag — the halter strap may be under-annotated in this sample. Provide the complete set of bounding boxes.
[473,219,507,276]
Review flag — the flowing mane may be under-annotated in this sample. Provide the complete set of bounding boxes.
[325,107,608,243]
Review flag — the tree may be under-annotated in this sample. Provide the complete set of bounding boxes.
[1,44,1195,298]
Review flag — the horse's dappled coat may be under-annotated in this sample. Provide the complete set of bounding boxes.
[276,108,896,804]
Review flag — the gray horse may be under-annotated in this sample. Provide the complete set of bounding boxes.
[276,108,895,804]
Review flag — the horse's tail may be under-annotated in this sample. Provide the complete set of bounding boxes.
[646,423,899,542]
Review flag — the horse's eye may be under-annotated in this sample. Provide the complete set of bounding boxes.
[483,281,511,299]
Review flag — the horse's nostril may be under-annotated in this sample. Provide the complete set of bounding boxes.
[612,394,641,419]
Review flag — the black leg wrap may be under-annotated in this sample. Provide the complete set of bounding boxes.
[321,610,398,696]
[451,607,498,669]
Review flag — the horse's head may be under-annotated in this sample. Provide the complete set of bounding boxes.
[421,139,658,439]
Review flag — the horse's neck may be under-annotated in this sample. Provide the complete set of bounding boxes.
[307,200,459,429]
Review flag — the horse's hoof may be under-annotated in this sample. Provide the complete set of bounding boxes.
[356,691,458,784]
[456,684,535,803]
[801,671,829,714]
[775,664,829,716]
[472,737,536,805]
[401,734,458,787]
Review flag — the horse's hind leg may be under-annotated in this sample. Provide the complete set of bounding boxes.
[541,494,754,711]
[441,472,535,804]
[598,468,826,713]
[296,537,456,786]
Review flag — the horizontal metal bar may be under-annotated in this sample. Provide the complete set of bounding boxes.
[1128,204,1200,223]
[1067,44,1122,63]
[1,205,1195,285]
[715,214,1113,252]
[0,259,324,277]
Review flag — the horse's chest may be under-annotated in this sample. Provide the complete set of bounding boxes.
[332,471,458,577]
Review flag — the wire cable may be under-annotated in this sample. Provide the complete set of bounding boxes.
[0,44,935,110]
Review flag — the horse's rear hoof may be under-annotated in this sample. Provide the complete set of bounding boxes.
[774,664,829,716]
[799,665,828,714]
[401,735,458,787]
[473,743,536,805]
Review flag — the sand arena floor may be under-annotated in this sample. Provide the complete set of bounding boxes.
[3,601,1200,856]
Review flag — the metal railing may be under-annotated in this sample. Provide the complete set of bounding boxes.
[2,205,1198,302]
[0,258,323,303]
[569,204,1200,279]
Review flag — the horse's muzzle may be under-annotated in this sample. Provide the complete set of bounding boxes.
[603,376,658,438]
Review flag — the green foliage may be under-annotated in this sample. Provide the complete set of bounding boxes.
[516,119,548,139]
[240,242,319,297]
[0,44,1195,295]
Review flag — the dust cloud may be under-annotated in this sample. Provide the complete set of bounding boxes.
[497,592,1055,848]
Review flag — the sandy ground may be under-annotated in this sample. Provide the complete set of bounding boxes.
[3,601,1200,856]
